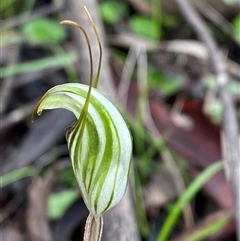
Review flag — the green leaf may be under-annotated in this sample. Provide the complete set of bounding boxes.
[0,166,38,188]
[232,14,240,43]
[100,1,128,24]
[149,68,182,96]
[129,15,161,40]
[23,18,66,44]
[48,189,79,220]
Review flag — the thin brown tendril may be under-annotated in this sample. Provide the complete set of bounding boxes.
[60,18,93,129]
[84,6,102,88]
[60,7,102,149]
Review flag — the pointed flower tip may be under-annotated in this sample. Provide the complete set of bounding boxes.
[31,108,37,123]
[37,110,42,116]
[31,98,44,122]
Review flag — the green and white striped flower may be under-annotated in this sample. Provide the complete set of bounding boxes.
[32,7,132,241]
[34,83,132,215]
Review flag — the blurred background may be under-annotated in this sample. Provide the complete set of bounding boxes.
[1,0,240,240]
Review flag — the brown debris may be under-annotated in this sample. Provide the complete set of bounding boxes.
[26,169,56,241]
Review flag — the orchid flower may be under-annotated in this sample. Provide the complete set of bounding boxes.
[32,7,132,241]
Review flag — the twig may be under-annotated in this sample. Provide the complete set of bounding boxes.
[0,45,20,114]
[26,169,56,241]
[117,46,139,108]
[102,186,141,241]
[173,0,240,239]
[193,0,239,46]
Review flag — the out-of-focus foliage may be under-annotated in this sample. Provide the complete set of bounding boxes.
[232,14,240,43]
[129,15,161,40]
[23,18,66,45]
[157,162,224,241]
[0,52,78,78]
[0,166,38,188]
[100,1,128,24]
[148,68,183,96]
[0,0,36,18]
[222,0,239,5]
[186,213,231,241]
[48,189,79,220]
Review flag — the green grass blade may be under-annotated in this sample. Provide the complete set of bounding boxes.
[186,213,231,241]
[0,166,38,188]
[0,51,78,78]
[157,161,224,241]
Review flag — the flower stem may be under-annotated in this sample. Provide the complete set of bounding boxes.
[84,214,103,241]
